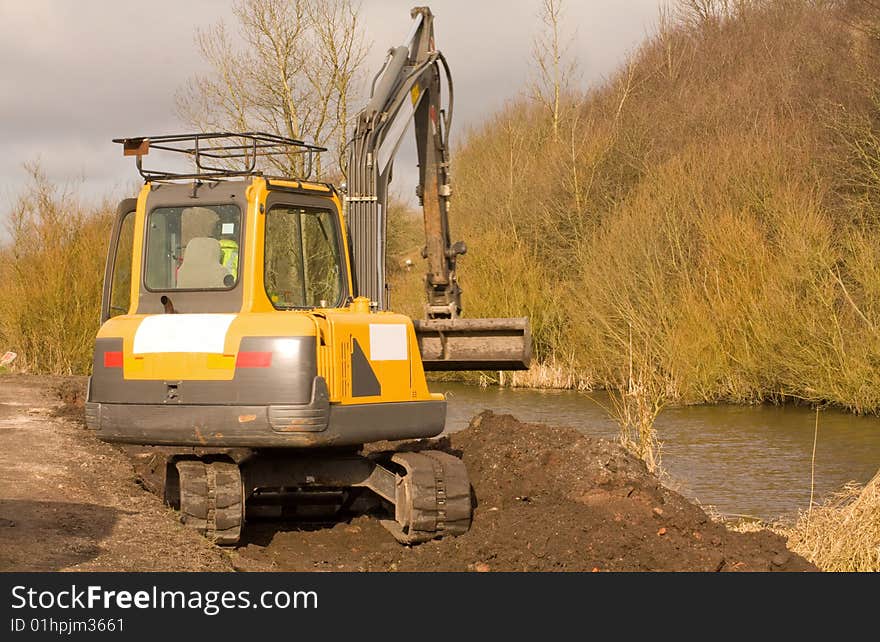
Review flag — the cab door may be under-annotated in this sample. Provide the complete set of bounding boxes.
[101,198,137,324]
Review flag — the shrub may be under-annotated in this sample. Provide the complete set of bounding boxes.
[0,164,113,374]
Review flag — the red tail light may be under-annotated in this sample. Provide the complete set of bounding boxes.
[103,351,123,368]
[236,352,272,368]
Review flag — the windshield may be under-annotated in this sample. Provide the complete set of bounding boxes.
[264,206,343,309]
[145,204,241,291]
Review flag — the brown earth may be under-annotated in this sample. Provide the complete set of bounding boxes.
[0,374,817,572]
[0,375,235,572]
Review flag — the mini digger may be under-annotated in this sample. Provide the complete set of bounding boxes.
[87,7,530,545]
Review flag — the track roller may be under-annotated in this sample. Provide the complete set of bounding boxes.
[174,460,244,546]
[382,450,472,545]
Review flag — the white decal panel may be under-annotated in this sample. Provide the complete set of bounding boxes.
[369,324,408,361]
[133,315,236,355]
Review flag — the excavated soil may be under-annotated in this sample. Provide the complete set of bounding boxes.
[0,375,817,572]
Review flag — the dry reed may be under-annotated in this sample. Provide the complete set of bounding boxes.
[784,470,880,572]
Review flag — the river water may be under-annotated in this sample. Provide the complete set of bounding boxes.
[435,383,880,522]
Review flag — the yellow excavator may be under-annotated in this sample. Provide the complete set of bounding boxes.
[86,6,530,545]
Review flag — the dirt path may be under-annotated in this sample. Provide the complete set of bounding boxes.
[0,375,818,572]
[0,375,237,572]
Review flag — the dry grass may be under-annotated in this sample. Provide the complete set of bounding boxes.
[441,0,880,418]
[782,470,880,572]
[701,502,774,532]
[0,164,113,374]
[600,335,667,473]
[606,379,665,474]
[494,358,595,391]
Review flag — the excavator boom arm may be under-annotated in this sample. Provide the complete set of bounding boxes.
[346,6,531,370]
[348,7,461,316]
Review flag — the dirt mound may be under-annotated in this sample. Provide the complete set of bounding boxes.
[343,411,815,572]
[55,377,87,408]
[238,411,816,572]
[53,376,815,571]
[52,375,89,422]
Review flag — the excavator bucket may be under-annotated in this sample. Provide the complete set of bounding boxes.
[413,318,532,371]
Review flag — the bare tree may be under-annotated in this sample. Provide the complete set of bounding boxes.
[531,0,577,141]
[675,0,752,30]
[176,0,368,179]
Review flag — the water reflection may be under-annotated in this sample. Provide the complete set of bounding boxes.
[436,382,880,522]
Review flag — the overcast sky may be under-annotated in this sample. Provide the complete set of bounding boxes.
[0,0,663,220]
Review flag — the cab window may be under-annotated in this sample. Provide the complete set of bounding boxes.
[144,205,241,291]
[108,210,135,317]
[264,206,342,309]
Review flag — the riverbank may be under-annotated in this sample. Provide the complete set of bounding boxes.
[438,382,880,523]
[0,374,819,572]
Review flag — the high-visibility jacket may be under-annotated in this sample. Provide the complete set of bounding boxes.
[219,239,239,280]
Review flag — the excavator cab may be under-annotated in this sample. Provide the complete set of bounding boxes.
[88,7,531,547]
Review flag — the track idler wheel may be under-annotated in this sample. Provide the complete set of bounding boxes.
[383,450,472,545]
[175,460,244,546]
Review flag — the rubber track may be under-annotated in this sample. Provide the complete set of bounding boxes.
[383,450,472,544]
[175,460,244,546]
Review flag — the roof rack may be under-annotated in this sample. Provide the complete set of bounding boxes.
[112,132,327,182]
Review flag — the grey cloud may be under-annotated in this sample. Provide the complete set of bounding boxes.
[1,0,662,213]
